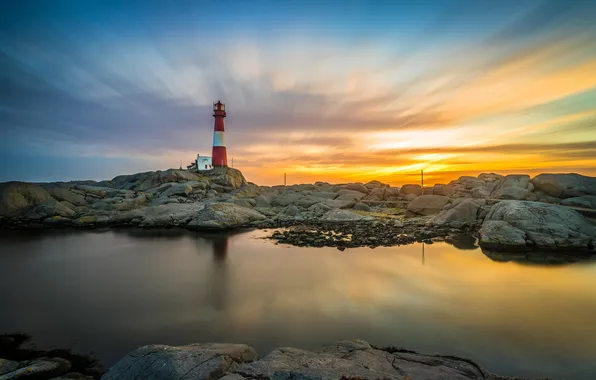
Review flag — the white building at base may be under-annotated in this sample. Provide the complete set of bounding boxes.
[187,155,213,171]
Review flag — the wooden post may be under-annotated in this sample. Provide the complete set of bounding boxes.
[231,157,234,167]
[421,170,424,194]
[284,173,287,187]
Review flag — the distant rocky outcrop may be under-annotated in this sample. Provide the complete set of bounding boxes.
[101,339,532,380]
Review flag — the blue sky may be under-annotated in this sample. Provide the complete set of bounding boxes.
[1,0,595,185]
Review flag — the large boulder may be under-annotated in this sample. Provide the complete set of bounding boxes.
[399,184,422,196]
[479,200,596,250]
[432,184,448,196]
[0,182,54,216]
[491,174,534,200]
[495,174,530,190]
[433,198,486,228]
[406,195,451,216]
[531,173,596,198]
[307,202,333,217]
[309,191,338,200]
[321,209,370,222]
[335,189,366,201]
[352,202,372,212]
[161,183,193,197]
[492,187,535,201]
[561,195,596,209]
[364,180,388,189]
[478,173,504,182]
[270,192,303,207]
[471,187,491,199]
[479,221,528,250]
[343,183,368,194]
[253,195,272,208]
[138,203,205,228]
[188,203,266,230]
[320,198,355,209]
[101,343,257,380]
[363,187,386,201]
[211,167,247,189]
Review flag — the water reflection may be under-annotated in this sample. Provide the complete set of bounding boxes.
[1,230,596,379]
[482,249,596,266]
[201,233,229,311]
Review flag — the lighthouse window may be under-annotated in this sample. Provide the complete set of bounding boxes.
[221,104,225,110]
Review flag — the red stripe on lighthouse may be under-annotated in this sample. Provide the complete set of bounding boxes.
[212,146,227,167]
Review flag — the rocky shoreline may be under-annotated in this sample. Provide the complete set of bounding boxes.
[1,168,595,253]
[98,339,544,380]
[0,333,103,379]
[0,338,547,380]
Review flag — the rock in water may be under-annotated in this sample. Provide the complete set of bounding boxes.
[100,343,257,380]
[531,173,596,198]
[479,200,596,250]
[102,340,522,380]
[406,195,451,216]
[479,220,528,250]
[0,182,54,216]
[188,203,266,229]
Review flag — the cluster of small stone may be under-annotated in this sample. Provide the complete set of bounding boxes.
[268,220,466,250]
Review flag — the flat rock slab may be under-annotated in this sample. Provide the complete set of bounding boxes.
[102,340,535,380]
[101,343,257,380]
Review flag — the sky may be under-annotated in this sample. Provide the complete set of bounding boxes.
[1,0,595,186]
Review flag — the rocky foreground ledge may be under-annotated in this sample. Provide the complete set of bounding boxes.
[99,340,540,380]
[1,168,595,252]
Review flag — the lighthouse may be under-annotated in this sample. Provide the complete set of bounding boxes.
[212,100,228,167]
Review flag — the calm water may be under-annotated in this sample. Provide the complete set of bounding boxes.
[1,229,595,379]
